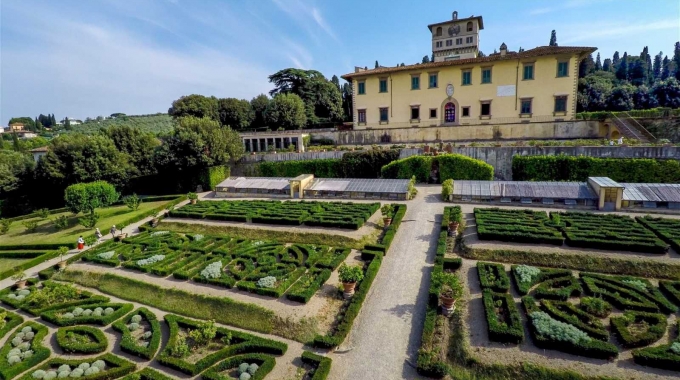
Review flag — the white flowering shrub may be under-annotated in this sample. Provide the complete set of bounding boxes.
[18,289,31,296]
[92,360,106,370]
[72,308,84,317]
[92,310,102,317]
[130,315,142,324]
[32,370,46,379]
[21,350,33,359]
[63,313,75,319]
[239,373,251,380]
[530,311,591,344]
[515,265,541,284]
[82,309,92,317]
[7,294,16,299]
[200,261,223,279]
[11,337,23,347]
[77,363,90,371]
[69,368,84,377]
[97,251,116,260]
[103,307,114,316]
[622,279,647,291]
[43,371,57,380]
[83,367,99,376]
[24,331,35,340]
[58,365,71,373]
[136,255,165,266]
[15,295,26,301]
[238,363,250,374]
[142,331,152,340]
[247,363,259,375]
[151,231,169,236]
[671,342,680,355]
[128,323,140,331]
[57,371,70,379]
[8,355,21,364]
[193,234,204,241]
[256,276,276,288]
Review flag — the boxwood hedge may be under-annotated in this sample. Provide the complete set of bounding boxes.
[380,154,494,183]
[632,321,680,371]
[55,326,108,354]
[611,311,667,348]
[201,353,275,380]
[511,265,571,295]
[0,321,51,380]
[120,368,175,380]
[581,273,677,314]
[17,353,136,380]
[477,262,510,292]
[112,308,161,359]
[41,302,134,327]
[0,310,23,341]
[482,290,524,344]
[301,351,332,380]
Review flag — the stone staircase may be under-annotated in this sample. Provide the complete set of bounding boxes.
[610,112,656,143]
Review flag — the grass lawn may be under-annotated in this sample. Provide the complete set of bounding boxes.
[0,258,32,272]
[0,201,172,246]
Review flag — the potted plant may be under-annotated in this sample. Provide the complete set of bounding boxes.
[338,263,364,299]
[381,204,394,227]
[11,272,27,289]
[57,247,69,270]
[448,220,460,233]
[439,274,462,316]
[187,192,198,205]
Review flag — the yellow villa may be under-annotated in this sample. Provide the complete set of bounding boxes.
[342,12,596,131]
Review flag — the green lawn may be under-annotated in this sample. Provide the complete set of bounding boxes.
[0,258,32,272]
[0,201,172,246]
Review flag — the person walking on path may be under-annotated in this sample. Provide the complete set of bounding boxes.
[110,225,117,238]
[77,236,85,250]
[95,228,103,242]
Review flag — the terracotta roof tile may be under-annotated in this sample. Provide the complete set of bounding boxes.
[342,45,597,80]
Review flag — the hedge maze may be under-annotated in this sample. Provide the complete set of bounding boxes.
[474,208,677,255]
[476,263,680,370]
[81,231,350,302]
[170,200,380,230]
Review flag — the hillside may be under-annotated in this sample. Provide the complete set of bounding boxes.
[66,113,177,135]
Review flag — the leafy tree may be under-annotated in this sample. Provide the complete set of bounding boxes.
[594,53,602,71]
[549,30,557,46]
[123,193,141,211]
[64,181,119,216]
[653,52,663,80]
[0,150,34,195]
[8,117,36,130]
[632,85,658,109]
[629,57,647,86]
[606,85,635,111]
[250,94,270,129]
[431,53,435,61]
[268,68,342,124]
[0,137,4,150]
[602,58,612,72]
[422,55,430,63]
[269,68,325,96]
[168,94,219,120]
[264,93,307,130]
[34,134,133,190]
[652,77,680,108]
[612,51,620,69]
[579,54,595,78]
[661,55,671,80]
[616,52,628,81]
[331,75,341,91]
[155,116,244,171]
[577,71,614,112]
[110,113,126,118]
[217,98,254,130]
[105,125,159,176]
[674,42,680,80]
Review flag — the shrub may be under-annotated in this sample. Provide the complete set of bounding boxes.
[201,354,276,380]
[632,321,680,370]
[477,262,510,292]
[338,263,364,283]
[22,220,38,232]
[533,275,582,300]
[255,276,276,289]
[475,208,563,245]
[300,351,332,380]
[482,290,524,343]
[41,303,133,327]
[55,326,107,354]
[64,181,119,215]
[611,311,667,348]
[0,220,11,235]
[581,273,677,314]
[52,216,69,230]
[381,154,494,183]
[20,353,135,380]
[579,297,612,318]
[36,209,50,219]
[441,179,453,200]
[123,194,141,211]
[200,261,222,279]
[78,213,100,229]
[0,322,51,380]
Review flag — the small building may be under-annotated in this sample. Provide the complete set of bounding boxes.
[239,131,308,153]
[587,177,624,211]
[29,146,49,162]
[450,180,598,207]
[9,123,25,132]
[621,183,680,210]
[16,131,38,139]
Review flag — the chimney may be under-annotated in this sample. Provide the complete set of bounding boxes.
[452,11,458,20]
[355,66,366,73]
[500,43,507,57]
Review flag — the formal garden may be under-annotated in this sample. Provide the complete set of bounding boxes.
[418,205,680,380]
[473,207,677,255]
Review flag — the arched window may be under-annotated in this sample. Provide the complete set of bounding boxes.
[436,27,442,36]
[467,22,473,32]
[445,103,456,123]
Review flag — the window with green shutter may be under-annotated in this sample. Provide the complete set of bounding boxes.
[379,79,388,93]
[523,64,534,80]
[557,61,569,77]
[429,73,438,88]
[411,76,420,90]
[482,68,492,83]
[462,71,471,85]
[358,81,365,95]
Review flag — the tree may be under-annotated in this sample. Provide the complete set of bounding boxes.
[602,58,612,72]
[268,68,342,124]
[629,57,647,86]
[168,94,219,120]
[64,181,119,215]
[8,117,35,131]
[606,85,635,111]
[331,75,341,91]
[579,54,595,78]
[674,42,680,80]
[217,98,254,130]
[422,55,430,64]
[250,94,270,129]
[34,134,132,191]
[431,53,435,61]
[653,52,663,80]
[612,51,620,69]
[595,53,602,71]
[264,93,307,130]
[662,55,671,80]
[577,71,615,112]
[375,60,379,69]
[0,150,34,196]
[50,114,56,127]
[549,30,557,46]
[342,82,353,122]
[11,132,21,152]
[518,47,525,52]
[616,52,628,81]
[105,125,160,176]
[652,77,680,108]
[156,116,244,171]
[64,118,72,130]
[632,85,658,109]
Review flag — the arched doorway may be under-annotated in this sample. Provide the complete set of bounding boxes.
[611,130,621,140]
[444,103,456,123]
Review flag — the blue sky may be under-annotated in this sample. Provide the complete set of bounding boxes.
[1,0,679,124]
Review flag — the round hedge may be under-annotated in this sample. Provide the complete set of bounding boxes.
[55,326,108,354]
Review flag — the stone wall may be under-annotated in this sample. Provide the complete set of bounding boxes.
[311,120,601,145]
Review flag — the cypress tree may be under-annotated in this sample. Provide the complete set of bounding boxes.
[549,30,557,46]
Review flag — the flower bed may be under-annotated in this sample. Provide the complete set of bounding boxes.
[18,353,136,380]
[201,353,275,380]
[0,310,23,341]
[169,200,380,230]
[0,281,109,316]
[41,302,134,326]
[555,212,669,254]
[477,262,510,292]
[0,322,51,380]
[611,311,667,348]
[120,368,174,380]
[636,216,680,253]
[581,273,677,314]
[474,208,563,245]
[511,265,572,295]
[300,351,332,380]
[157,314,286,375]
[55,326,108,354]
[532,275,582,301]
[112,308,161,359]
[632,322,680,371]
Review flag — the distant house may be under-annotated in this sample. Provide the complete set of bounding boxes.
[9,123,25,132]
[29,146,49,162]
[59,118,82,125]
[16,131,38,139]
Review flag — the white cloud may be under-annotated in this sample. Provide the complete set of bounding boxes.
[272,0,339,43]
[529,0,613,16]
[561,18,679,44]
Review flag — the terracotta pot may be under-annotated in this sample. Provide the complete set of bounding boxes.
[440,295,457,316]
[383,217,392,227]
[449,221,459,231]
[57,261,67,270]
[190,199,197,205]
[15,280,27,289]
[423,146,431,153]
[342,282,357,298]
